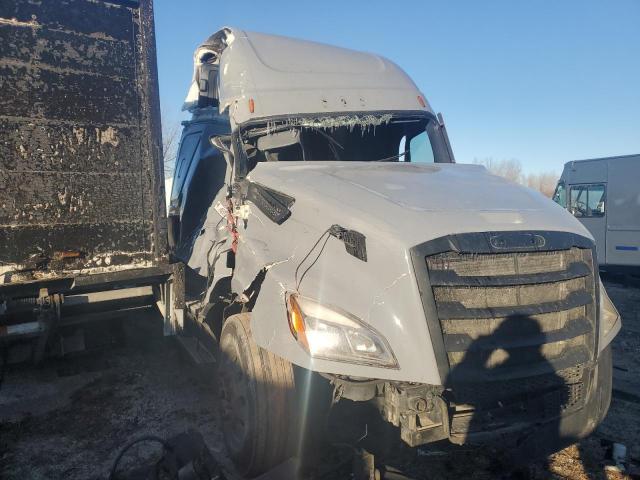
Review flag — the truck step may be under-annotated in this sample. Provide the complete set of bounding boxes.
[176,335,216,366]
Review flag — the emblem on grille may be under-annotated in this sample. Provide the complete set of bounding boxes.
[489,232,546,250]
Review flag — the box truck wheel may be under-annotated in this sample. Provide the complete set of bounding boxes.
[218,312,297,476]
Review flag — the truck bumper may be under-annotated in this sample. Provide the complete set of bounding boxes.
[495,345,612,463]
[380,346,612,461]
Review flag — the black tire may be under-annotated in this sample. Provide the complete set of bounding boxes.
[218,313,297,477]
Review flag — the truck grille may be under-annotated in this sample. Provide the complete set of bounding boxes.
[427,247,596,375]
[414,232,598,434]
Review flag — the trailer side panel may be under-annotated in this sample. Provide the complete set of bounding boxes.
[0,0,166,278]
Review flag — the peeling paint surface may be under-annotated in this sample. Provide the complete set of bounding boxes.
[0,0,166,280]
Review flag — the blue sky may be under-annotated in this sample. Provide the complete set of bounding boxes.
[154,0,640,174]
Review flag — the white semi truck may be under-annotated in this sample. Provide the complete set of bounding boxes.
[554,154,640,273]
[169,28,621,477]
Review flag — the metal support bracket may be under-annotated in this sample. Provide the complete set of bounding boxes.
[157,263,185,336]
[33,289,63,364]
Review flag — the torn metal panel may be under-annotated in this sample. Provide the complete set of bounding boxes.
[230,162,440,384]
[182,28,232,112]
[0,0,167,277]
[182,177,234,298]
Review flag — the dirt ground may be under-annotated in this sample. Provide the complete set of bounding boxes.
[1,276,639,480]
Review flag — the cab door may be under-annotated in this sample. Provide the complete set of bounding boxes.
[568,183,607,265]
[168,132,202,249]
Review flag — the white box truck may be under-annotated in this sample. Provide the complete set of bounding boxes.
[553,154,640,273]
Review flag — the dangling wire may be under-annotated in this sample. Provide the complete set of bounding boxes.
[294,228,332,291]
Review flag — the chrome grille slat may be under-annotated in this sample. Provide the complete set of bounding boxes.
[445,345,591,381]
[428,260,591,286]
[436,289,593,320]
[426,248,588,277]
[443,317,591,352]
[440,305,585,336]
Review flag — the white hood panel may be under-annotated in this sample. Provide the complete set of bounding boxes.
[248,161,593,247]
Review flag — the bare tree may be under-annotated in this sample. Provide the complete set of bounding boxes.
[524,171,558,198]
[162,119,181,177]
[474,157,558,198]
[473,157,523,183]
[161,117,181,210]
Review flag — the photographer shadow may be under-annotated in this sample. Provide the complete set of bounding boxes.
[445,314,571,476]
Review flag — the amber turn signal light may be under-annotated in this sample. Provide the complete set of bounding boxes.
[286,294,308,351]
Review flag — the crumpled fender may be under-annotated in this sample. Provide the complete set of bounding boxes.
[230,193,442,384]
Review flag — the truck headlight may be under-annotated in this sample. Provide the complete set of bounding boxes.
[600,279,621,342]
[286,293,398,369]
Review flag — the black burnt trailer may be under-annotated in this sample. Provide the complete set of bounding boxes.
[0,0,184,362]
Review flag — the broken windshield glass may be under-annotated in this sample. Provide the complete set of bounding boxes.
[238,112,451,172]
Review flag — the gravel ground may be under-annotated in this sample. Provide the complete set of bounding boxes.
[1,277,639,480]
[0,312,224,480]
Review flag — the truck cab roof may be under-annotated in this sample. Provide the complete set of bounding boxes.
[183,27,433,127]
[563,153,640,168]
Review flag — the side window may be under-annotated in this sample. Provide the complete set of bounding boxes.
[587,184,605,216]
[569,184,605,218]
[170,133,201,209]
[570,186,586,217]
[553,182,567,208]
[398,136,407,162]
[552,182,566,207]
[409,131,435,163]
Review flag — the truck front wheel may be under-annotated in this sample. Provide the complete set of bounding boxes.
[218,313,297,477]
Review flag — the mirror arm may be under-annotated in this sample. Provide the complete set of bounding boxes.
[210,135,233,154]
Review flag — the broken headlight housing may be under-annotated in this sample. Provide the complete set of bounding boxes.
[286,293,398,369]
[599,279,621,346]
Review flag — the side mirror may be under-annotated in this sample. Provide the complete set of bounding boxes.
[210,135,233,155]
[436,112,456,163]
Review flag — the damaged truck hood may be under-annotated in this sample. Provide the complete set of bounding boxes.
[247,161,592,245]
[239,161,592,384]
